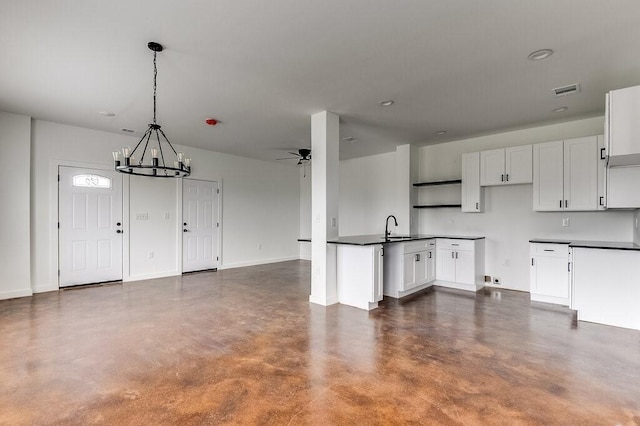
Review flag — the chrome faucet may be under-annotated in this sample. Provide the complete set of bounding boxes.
[385,215,398,240]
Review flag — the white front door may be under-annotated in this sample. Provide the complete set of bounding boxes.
[59,166,123,287]
[182,179,219,272]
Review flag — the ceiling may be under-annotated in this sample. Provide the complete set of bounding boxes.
[1,1,640,162]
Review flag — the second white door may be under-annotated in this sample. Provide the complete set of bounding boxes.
[183,179,219,272]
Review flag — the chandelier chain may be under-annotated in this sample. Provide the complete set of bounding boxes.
[153,51,157,124]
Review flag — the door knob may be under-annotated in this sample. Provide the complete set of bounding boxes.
[116,222,121,226]
[116,230,122,234]
[183,229,188,232]
[183,222,187,226]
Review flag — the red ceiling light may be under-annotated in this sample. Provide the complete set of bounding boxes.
[205,118,218,126]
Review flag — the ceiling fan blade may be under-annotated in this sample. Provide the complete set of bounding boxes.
[276,156,300,160]
[288,152,301,156]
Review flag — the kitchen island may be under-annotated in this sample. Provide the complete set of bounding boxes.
[328,234,485,311]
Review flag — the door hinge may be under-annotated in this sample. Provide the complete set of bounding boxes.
[216,256,219,261]
[57,222,60,229]
[57,269,60,276]
[216,222,219,228]
[57,174,60,182]
[216,189,220,194]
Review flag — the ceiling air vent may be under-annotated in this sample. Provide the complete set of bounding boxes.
[553,83,580,97]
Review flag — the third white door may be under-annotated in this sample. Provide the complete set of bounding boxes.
[182,179,219,272]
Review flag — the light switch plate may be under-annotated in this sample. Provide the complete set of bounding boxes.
[136,213,149,220]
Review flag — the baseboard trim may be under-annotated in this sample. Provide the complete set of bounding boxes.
[0,288,33,300]
[124,270,181,283]
[32,284,59,294]
[219,256,300,270]
[309,295,339,306]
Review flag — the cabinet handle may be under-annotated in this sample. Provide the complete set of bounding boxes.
[416,253,420,262]
[501,174,504,182]
[531,258,534,266]
[452,243,459,246]
[428,252,432,259]
[506,174,509,182]
[476,202,479,210]
[543,249,554,252]
[455,252,459,259]
[600,147,606,160]
[568,262,571,272]
[599,196,604,206]
[559,200,562,208]
[565,200,568,208]
[451,252,454,259]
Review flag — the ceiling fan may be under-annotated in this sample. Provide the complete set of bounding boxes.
[277,148,311,165]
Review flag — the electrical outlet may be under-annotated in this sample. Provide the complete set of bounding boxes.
[258,244,262,250]
[148,251,154,259]
[136,213,148,220]
[562,218,570,227]
[484,275,492,283]
[493,277,501,285]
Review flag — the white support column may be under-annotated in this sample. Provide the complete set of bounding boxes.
[309,111,339,306]
[395,144,419,235]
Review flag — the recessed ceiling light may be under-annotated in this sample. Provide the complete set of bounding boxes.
[527,49,554,61]
[343,136,358,142]
[553,106,568,113]
[379,100,394,107]
[435,130,447,135]
[121,128,135,133]
[99,111,115,117]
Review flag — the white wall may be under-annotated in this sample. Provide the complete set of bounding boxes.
[339,152,397,235]
[634,210,640,245]
[31,119,300,292]
[0,111,32,299]
[418,116,634,292]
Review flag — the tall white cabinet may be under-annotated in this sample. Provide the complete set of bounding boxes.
[461,152,482,212]
[533,136,601,211]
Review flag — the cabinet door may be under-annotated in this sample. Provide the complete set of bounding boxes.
[531,256,569,299]
[597,135,607,210]
[505,145,533,184]
[564,136,598,211]
[436,248,456,282]
[426,250,436,282]
[402,253,416,290]
[414,251,428,285]
[462,152,482,212]
[454,250,475,285]
[609,85,640,159]
[533,141,564,211]
[480,148,505,186]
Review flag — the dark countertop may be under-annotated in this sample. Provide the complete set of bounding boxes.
[326,234,485,246]
[530,238,640,251]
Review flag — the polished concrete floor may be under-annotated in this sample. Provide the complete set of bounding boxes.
[1,260,639,425]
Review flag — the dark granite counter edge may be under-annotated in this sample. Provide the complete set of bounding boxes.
[326,235,485,246]
[530,239,640,251]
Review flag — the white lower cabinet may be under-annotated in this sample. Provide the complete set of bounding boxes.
[384,239,436,298]
[337,244,383,311]
[572,247,640,330]
[529,243,570,306]
[434,238,485,291]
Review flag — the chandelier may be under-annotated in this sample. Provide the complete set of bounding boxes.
[113,42,191,177]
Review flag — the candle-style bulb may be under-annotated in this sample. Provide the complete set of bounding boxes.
[122,147,131,158]
[151,148,159,159]
[185,158,191,167]
[177,152,185,162]
[112,151,121,161]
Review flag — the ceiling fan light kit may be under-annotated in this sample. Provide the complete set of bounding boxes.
[113,41,191,178]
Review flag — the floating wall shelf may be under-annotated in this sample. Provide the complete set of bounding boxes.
[413,179,462,187]
[413,204,462,209]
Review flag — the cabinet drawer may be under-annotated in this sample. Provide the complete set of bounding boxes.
[531,243,569,257]
[437,239,474,251]
[403,239,435,254]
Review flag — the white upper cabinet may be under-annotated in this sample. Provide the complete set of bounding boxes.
[564,136,598,211]
[505,145,534,184]
[533,136,600,211]
[461,152,482,212]
[533,141,564,211]
[480,145,532,186]
[607,85,640,166]
[480,149,505,186]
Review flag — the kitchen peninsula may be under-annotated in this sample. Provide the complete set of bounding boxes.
[328,234,485,311]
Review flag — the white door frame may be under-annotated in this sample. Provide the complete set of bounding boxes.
[182,177,223,271]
